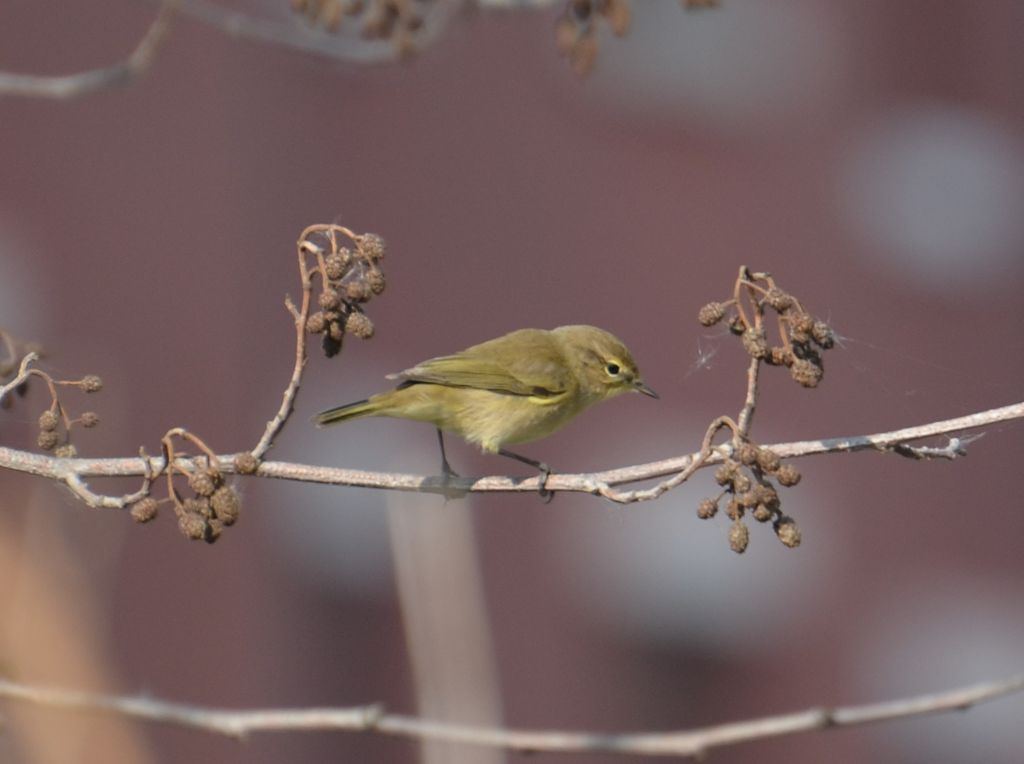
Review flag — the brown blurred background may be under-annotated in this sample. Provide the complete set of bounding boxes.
[1,1,1023,762]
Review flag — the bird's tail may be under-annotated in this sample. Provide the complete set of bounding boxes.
[314,398,378,426]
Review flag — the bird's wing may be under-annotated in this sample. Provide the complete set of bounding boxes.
[389,329,573,397]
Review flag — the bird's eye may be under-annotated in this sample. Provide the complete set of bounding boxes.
[605,362,620,376]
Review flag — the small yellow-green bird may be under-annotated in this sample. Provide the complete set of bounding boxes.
[315,325,657,495]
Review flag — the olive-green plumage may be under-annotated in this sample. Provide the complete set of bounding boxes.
[315,325,657,453]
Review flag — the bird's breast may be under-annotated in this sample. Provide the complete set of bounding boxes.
[453,388,587,452]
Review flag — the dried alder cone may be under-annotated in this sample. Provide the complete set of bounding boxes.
[290,0,721,75]
[303,229,386,358]
[2,330,246,544]
[556,0,719,76]
[699,270,834,389]
[129,430,246,545]
[701,438,802,554]
[290,0,427,58]
[694,268,831,553]
[0,329,106,459]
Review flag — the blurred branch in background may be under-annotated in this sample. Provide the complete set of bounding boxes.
[176,0,719,72]
[388,492,504,764]
[173,0,460,63]
[0,0,722,97]
[0,2,176,99]
[0,673,1019,758]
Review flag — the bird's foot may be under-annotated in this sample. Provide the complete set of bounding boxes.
[439,461,467,501]
[498,448,555,502]
[536,462,554,503]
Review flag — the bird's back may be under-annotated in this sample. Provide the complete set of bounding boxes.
[392,328,575,398]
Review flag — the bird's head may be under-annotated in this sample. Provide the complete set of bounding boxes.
[554,325,658,401]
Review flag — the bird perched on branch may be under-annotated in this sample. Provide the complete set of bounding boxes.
[316,324,657,498]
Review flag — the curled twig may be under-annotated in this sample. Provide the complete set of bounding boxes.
[0,351,38,399]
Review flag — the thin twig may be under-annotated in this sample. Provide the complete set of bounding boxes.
[0,401,1021,507]
[0,352,39,399]
[736,356,759,437]
[593,414,729,503]
[0,674,1019,756]
[0,2,176,99]
[249,237,318,459]
[62,472,151,509]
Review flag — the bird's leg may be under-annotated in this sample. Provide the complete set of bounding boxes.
[434,426,462,479]
[436,429,464,500]
[437,428,458,479]
[498,448,553,502]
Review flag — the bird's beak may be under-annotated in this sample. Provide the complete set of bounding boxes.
[635,381,659,399]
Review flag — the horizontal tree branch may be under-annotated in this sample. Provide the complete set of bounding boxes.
[0,401,1021,506]
[0,673,1020,757]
